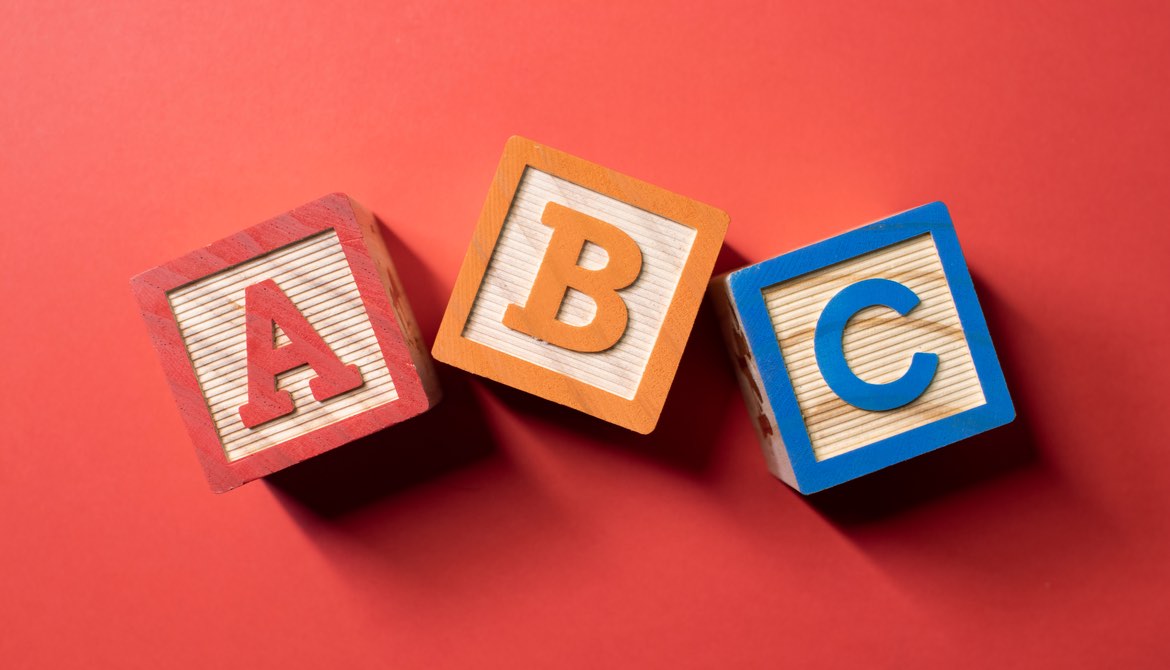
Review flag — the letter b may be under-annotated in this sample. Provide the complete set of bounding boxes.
[503,202,643,353]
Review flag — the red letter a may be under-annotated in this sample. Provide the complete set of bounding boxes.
[238,279,363,428]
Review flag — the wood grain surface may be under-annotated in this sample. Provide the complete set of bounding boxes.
[463,168,696,400]
[131,194,440,491]
[764,233,985,461]
[168,230,400,462]
[432,136,728,433]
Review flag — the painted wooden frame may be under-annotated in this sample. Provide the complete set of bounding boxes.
[714,202,1014,493]
[131,194,440,492]
[433,136,729,433]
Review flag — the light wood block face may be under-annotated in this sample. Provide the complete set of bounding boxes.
[462,168,697,400]
[168,230,401,462]
[764,233,985,461]
[714,203,1014,494]
[132,194,441,492]
[433,136,728,433]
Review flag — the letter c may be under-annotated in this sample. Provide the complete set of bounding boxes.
[813,278,939,411]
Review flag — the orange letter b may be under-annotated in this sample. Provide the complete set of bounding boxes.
[503,202,643,353]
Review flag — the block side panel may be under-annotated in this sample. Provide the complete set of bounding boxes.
[379,244,442,405]
[711,276,796,488]
[348,197,442,407]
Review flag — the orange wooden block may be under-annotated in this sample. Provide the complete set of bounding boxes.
[433,137,729,432]
[131,194,441,492]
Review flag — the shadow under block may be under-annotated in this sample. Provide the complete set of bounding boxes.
[711,202,1014,493]
[131,194,441,492]
[432,136,729,433]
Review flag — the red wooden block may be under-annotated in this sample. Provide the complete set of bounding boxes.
[131,194,441,492]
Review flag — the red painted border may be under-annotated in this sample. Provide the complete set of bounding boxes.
[131,194,434,492]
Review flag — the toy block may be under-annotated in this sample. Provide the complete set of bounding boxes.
[432,136,729,433]
[711,202,1014,493]
[131,194,441,492]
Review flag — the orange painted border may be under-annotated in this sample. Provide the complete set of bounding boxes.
[432,136,729,433]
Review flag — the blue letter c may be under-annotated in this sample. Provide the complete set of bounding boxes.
[813,278,939,411]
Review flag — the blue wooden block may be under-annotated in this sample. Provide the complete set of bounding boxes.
[711,202,1014,493]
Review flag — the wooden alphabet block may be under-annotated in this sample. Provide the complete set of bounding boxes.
[711,202,1014,493]
[131,194,441,492]
[432,137,729,432]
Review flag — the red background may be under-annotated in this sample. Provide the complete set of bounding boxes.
[2,2,1168,667]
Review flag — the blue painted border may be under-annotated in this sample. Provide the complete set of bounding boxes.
[728,202,1015,493]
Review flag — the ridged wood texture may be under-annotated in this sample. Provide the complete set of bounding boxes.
[462,168,696,399]
[168,230,399,462]
[764,233,986,461]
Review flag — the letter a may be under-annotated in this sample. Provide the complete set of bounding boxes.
[238,279,363,428]
[503,202,643,353]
